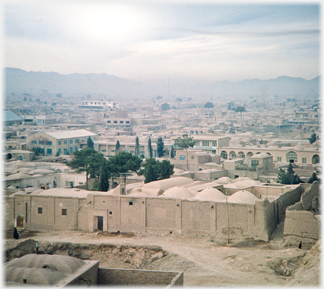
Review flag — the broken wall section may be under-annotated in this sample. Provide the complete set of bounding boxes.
[284,181,320,249]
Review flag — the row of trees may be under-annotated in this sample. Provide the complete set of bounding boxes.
[67,137,175,191]
[115,136,166,159]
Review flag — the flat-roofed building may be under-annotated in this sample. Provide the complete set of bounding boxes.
[27,129,97,156]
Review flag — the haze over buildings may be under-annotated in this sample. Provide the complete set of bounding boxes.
[3,1,321,287]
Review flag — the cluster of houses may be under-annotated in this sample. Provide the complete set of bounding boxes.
[3,90,321,245]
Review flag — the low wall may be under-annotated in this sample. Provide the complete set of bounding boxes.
[283,181,320,248]
[284,210,320,240]
[98,268,183,286]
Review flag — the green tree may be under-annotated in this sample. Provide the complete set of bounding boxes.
[67,148,105,190]
[148,137,153,158]
[170,146,175,159]
[235,106,246,118]
[277,164,302,185]
[32,147,42,156]
[204,102,214,108]
[108,151,142,185]
[142,162,158,183]
[91,179,100,191]
[157,137,165,157]
[135,137,140,157]
[277,168,291,184]
[99,159,111,191]
[173,135,196,170]
[161,103,170,111]
[87,136,94,149]
[139,158,174,183]
[308,172,319,184]
[308,133,317,144]
[159,160,174,179]
[116,140,120,152]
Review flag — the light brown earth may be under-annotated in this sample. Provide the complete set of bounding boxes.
[4,224,320,287]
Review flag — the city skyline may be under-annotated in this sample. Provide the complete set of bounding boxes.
[4,1,320,85]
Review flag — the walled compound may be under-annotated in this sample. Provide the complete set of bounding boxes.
[5,177,319,243]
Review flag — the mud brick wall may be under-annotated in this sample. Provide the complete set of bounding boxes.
[98,268,183,286]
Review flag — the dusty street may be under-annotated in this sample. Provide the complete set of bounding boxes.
[5,226,319,287]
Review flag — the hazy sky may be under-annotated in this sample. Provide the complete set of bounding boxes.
[4,0,320,85]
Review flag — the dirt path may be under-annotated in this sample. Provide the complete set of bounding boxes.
[4,229,311,286]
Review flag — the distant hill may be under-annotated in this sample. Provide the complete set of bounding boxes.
[4,67,145,96]
[207,75,320,98]
[4,67,320,99]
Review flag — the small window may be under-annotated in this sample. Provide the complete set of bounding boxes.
[39,141,44,145]
[58,141,61,145]
[114,121,117,123]
[70,140,73,144]
[75,139,79,143]
[180,155,185,160]
[126,121,130,124]
[212,141,217,146]
[64,140,67,144]
[109,211,112,215]
[277,157,281,161]
[302,158,306,163]
[31,140,37,145]
[191,156,194,159]
[129,201,133,205]
[62,209,67,215]
[251,160,259,167]
[107,120,111,123]
[47,141,52,145]
[38,207,43,214]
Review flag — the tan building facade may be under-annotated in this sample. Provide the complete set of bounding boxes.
[6,180,316,243]
[27,129,97,156]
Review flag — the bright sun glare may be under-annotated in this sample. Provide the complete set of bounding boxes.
[73,4,148,43]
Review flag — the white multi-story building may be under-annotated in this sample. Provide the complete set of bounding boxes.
[79,100,119,109]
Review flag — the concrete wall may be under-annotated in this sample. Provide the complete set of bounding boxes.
[98,268,183,286]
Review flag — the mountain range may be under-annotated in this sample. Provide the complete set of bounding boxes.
[4,67,320,99]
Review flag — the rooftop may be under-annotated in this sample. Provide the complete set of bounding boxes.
[43,129,97,140]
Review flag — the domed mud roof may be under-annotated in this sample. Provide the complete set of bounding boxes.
[161,186,194,199]
[227,190,258,205]
[193,187,227,202]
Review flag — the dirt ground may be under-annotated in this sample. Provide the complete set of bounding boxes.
[4,224,320,287]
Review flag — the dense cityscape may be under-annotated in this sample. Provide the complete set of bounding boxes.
[3,2,321,287]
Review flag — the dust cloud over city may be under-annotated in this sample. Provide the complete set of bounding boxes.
[3,1,320,287]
